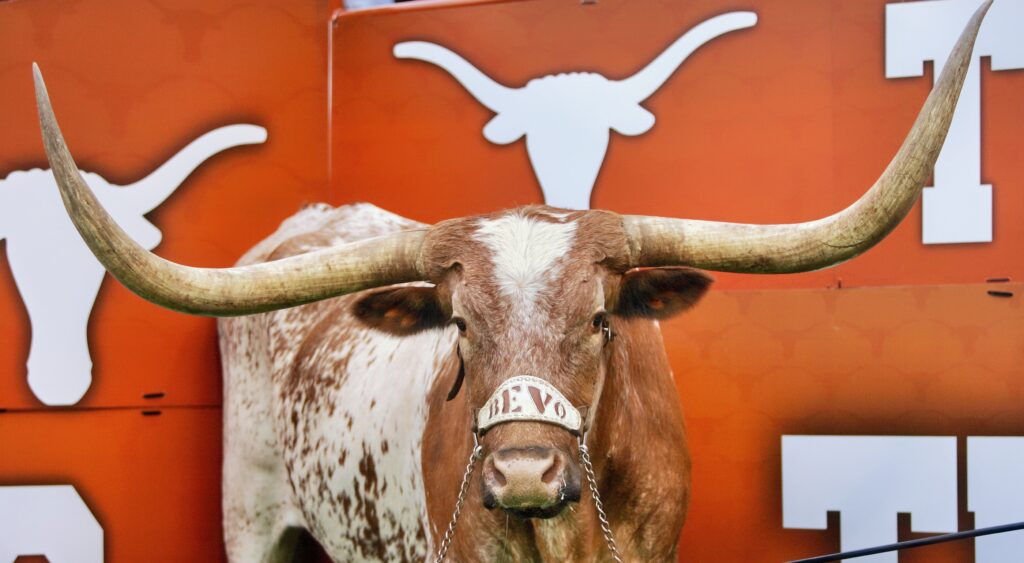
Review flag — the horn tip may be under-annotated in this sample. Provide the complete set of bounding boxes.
[31,63,56,138]
[970,0,995,25]
[31,62,53,114]
[31,62,45,93]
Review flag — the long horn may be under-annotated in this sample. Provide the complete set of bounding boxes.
[394,41,518,113]
[33,64,427,316]
[615,11,758,104]
[623,0,991,273]
[121,124,267,214]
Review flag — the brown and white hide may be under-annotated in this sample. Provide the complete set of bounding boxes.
[219,203,694,562]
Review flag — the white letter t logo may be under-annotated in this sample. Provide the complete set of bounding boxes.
[886,0,1024,244]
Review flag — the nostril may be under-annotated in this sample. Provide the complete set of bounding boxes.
[489,448,565,501]
[562,479,581,503]
[492,465,507,487]
[540,454,562,485]
[484,455,507,487]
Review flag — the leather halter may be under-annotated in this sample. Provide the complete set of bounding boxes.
[467,321,614,443]
[475,375,584,435]
[430,322,618,562]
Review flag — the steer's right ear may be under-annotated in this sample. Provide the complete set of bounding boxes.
[613,267,712,320]
[353,286,449,336]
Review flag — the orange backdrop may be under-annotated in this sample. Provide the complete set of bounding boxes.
[0,0,330,559]
[1,0,1021,561]
[331,0,1023,290]
[329,1,1023,561]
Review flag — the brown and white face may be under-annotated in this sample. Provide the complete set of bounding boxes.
[352,208,711,518]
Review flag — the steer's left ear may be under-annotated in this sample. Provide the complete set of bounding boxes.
[614,267,713,319]
[353,286,448,335]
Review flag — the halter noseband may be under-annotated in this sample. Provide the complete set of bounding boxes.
[470,319,613,439]
[474,375,585,436]
[431,320,620,562]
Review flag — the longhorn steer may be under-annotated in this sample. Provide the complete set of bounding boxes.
[394,12,757,210]
[0,125,265,405]
[30,3,989,561]
[214,202,704,561]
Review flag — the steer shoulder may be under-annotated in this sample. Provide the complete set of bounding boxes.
[220,202,446,562]
[235,202,426,266]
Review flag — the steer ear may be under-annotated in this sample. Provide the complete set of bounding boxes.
[614,267,712,319]
[353,286,449,335]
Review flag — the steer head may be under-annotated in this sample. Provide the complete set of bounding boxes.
[352,207,712,517]
[394,11,759,209]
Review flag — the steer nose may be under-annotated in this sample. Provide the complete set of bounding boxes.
[482,447,580,518]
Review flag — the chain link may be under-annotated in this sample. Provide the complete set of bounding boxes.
[431,433,622,562]
[432,432,483,563]
[578,436,624,563]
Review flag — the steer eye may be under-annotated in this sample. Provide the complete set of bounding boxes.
[591,312,607,333]
[453,317,468,334]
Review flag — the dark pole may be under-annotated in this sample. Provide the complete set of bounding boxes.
[787,520,1024,563]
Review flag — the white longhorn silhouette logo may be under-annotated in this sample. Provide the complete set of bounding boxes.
[395,12,757,209]
[1,124,266,405]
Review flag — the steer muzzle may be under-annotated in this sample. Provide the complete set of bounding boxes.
[481,445,581,518]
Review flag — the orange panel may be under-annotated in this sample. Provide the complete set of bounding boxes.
[330,0,1024,290]
[0,407,224,562]
[668,282,1023,561]
[2,0,1022,560]
[0,0,331,410]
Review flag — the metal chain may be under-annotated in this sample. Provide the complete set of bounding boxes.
[432,432,483,563]
[578,436,624,563]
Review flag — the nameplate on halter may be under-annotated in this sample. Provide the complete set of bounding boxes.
[476,375,582,434]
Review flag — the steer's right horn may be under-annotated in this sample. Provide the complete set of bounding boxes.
[623,0,991,274]
[33,64,427,317]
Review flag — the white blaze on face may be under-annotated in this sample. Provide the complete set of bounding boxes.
[475,213,578,321]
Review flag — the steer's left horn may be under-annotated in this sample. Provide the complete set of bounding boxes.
[623,0,991,273]
[33,63,428,316]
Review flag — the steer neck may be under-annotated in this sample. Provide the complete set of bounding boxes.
[420,317,690,561]
[580,316,692,560]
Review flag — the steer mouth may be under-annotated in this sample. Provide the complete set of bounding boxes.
[481,446,582,518]
[501,501,579,520]
[482,484,582,520]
